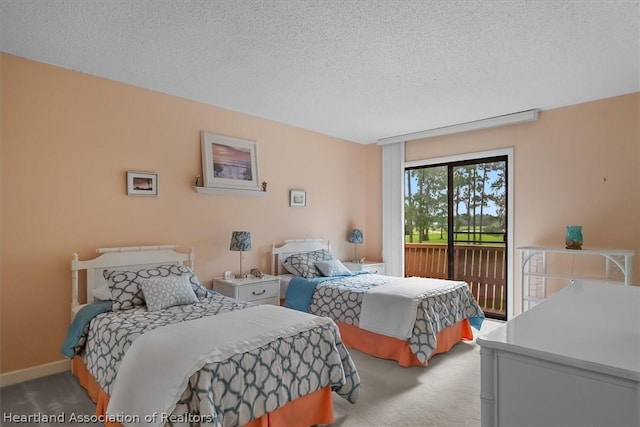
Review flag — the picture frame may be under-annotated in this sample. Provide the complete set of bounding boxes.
[290,189,306,207]
[201,132,260,191]
[127,171,157,196]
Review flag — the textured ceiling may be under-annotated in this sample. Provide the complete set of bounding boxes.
[1,0,638,144]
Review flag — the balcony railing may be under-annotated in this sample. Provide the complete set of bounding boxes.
[405,243,506,320]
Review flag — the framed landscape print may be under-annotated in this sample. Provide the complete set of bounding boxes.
[200,132,260,191]
[127,171,157,196]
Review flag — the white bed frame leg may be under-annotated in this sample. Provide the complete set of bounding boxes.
[71,253,80,319]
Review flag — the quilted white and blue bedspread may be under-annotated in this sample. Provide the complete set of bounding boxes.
[285,273,485,363]
[70,294,360,427]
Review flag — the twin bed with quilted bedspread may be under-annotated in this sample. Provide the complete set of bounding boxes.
[272,239,485,367]
[63,246,360,427]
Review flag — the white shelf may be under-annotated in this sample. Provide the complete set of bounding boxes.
[518,246,634,312]
[193,186,267,196]
[517,246,634,257]
[521,272,627,284]
[522,295,546,303]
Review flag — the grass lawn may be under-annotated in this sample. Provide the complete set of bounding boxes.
[405,231,505,244]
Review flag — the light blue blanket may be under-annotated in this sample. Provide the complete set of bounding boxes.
[284,272,368,312]
[60,301,112,358]
[468,315,484,330]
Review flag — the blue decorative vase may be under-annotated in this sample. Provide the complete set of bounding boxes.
[565,225,583,250]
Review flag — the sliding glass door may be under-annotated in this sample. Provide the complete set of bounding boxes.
[405,156,508,320]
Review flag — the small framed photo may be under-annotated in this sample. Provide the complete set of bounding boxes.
[127,171,157,196]
[290,189,306,207]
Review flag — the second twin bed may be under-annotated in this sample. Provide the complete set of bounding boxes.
[272,239,485,367]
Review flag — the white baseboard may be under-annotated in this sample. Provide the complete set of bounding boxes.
[0,359,71,388]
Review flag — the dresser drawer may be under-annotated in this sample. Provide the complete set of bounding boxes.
[237,280,280,302]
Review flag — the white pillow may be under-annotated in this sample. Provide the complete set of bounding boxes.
[315,259,352,277]
[140,275,198,312]
[93,284,112,301]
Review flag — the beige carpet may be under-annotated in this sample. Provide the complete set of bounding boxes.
[328,319,503,427]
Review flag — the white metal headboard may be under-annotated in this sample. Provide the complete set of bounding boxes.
[271,239,331,275]
[71,245,194,317]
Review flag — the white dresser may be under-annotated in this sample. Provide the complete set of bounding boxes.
[477,281,639,427]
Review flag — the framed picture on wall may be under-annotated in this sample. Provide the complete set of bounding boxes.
[127,171,157,196]
[290,189,306,207]
[201,132,260,191]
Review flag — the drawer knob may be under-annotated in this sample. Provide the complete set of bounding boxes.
[252,289,266,296]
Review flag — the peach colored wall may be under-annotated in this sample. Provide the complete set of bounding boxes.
[0,54,374,373]
[2,53,637,374]
[363,144,383,262]
[406,93,640,311]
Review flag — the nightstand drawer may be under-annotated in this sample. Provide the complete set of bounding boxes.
[237,281,280,302]
[343,261,385,275]
[213,275,281,306]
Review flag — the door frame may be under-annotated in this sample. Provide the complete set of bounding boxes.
[405,148,514,320]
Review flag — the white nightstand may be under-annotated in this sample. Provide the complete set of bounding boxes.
[213,275,281,306]
[342,261,386,275]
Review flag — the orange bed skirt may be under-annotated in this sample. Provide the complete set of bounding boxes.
[72,356,334,427]
[336,318,473,367]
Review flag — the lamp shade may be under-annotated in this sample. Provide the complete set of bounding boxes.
[230,231,252,251]
[348,229,364,244]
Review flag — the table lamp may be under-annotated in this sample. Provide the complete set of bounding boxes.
[348,228,364,262]
[230,231,251,278]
